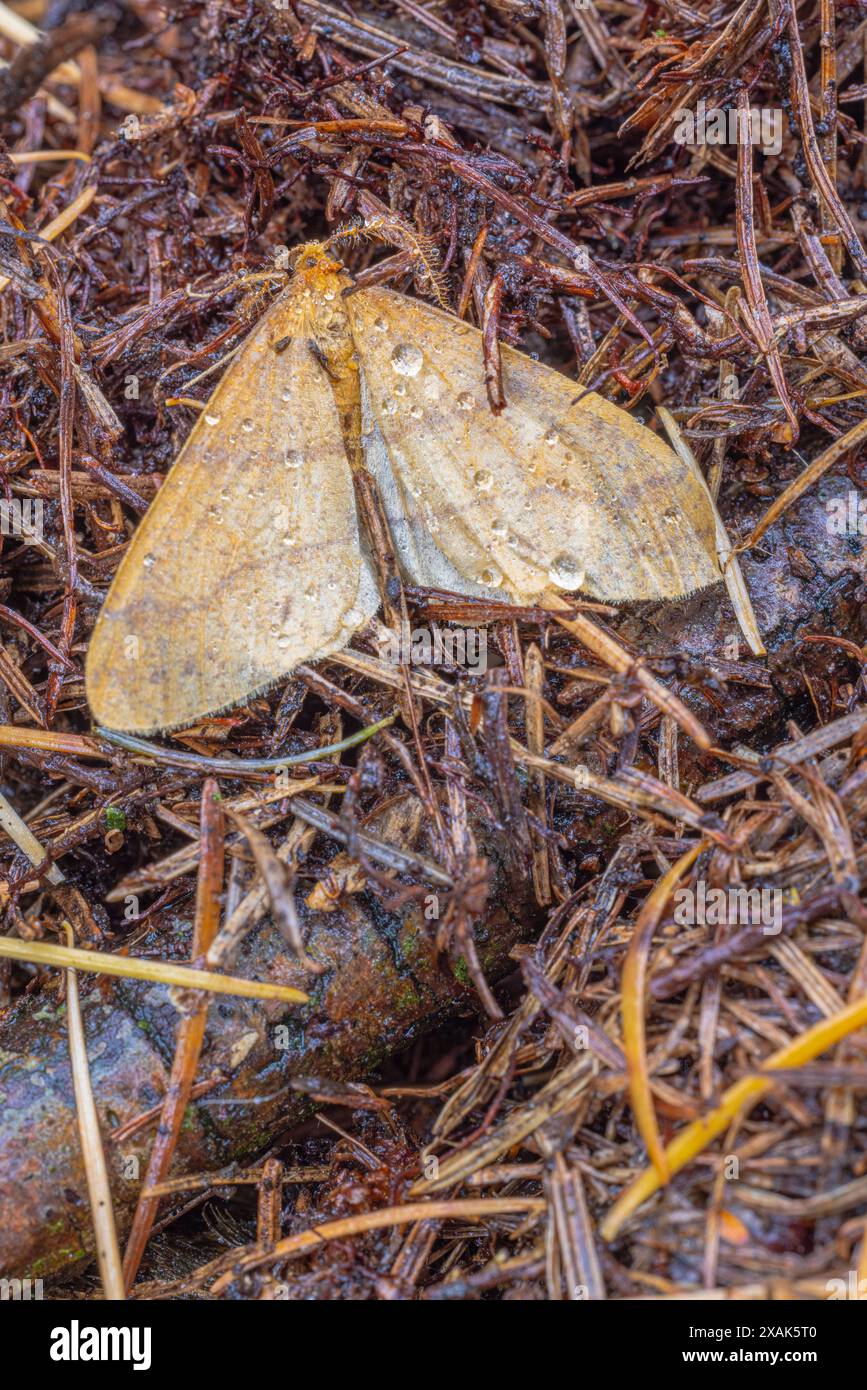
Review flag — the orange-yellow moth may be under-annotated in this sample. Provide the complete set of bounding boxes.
[86,240,721,734]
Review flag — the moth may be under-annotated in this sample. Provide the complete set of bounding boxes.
[86,236,721,734]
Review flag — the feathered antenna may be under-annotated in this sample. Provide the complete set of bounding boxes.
[325,214,450,310]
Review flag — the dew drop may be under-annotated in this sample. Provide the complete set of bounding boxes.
[394,382,406,397]
[373,316,387,332]
[284,449,304,469]
[456,391,475,411]
[548,554,585,590]
[544,428,558,446]
[142,552,155,569]
[479,566,503,588]
[391,343,424,377]
[473,468,494,492]
[241,417,254,433]
[204,413,221,427]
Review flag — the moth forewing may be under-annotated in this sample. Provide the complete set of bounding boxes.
[86,293,375,735]
[346,287,721,603]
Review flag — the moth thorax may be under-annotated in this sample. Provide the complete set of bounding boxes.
[313,304,355,367]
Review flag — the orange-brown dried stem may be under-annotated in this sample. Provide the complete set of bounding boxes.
[121,780,225,1289]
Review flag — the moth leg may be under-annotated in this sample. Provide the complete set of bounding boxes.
[306,339,341,382]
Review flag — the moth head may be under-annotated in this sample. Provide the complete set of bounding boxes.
[289,241,347,289]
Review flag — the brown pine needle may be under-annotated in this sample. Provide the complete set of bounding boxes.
[740,415,867,551]
[214,1200,546,1288]
[144,1199,547,1298]
[734,94,799,443]
[0,723,106,758]
[122,780,226,1290]
[0,187,97,294]
[543,591,712,750]
[8,149,91,164]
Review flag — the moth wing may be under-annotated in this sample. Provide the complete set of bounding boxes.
[86,308,376,734]
[358,373,513,603]
[348,288,720,602]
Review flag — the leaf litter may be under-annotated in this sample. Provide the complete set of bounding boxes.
[0,0,864,1301]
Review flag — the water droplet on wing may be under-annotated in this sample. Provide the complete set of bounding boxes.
[548,554,585,590]
[391,344,423,377]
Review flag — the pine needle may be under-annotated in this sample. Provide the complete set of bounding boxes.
[63,923,125,1300]
[621,843,705,1183]
[602,989,867,1241]
[0,936,309,1004]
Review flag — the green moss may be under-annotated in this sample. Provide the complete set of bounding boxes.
[392,981,418,1013]
[453,956,470,986]
[105,806,126,831]
[30,1243,88,1276]
[33,1006,60,1022]
[399,919,425,963]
